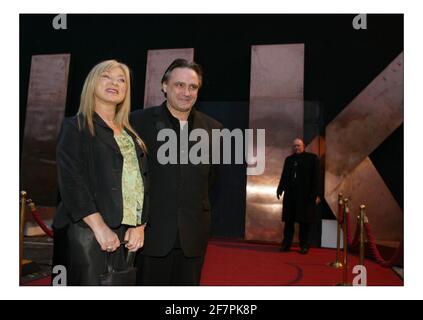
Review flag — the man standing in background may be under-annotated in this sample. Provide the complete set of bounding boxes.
[277,138,320,254]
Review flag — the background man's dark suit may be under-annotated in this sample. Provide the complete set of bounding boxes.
[277,151,320,251]
[130,103,222,284]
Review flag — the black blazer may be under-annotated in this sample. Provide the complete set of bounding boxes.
[130,104,222,257]
[53,113,149,230]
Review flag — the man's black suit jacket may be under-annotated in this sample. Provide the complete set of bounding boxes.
[130,103,223,257]
[277,151,319,223]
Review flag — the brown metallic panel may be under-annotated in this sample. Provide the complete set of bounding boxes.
[324,53,403,241]
[143,48,194,108]
[246,44,305,242]
[325,52,403,209]
[334,157,403,241]
[21,54,70,206]
[305,135,325,158]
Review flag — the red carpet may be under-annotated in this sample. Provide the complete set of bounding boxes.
[200,238,403,286]
[22,277,51,286]
[23,238,403,286]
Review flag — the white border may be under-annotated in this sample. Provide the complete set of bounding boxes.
[2,0,422,300]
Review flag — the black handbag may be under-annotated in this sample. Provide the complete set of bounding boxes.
[99,243,137,286]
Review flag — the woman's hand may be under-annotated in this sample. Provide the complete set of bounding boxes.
[83,212,120,252]
[124,225,146,252]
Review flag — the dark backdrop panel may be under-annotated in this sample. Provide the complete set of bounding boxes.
[197,102,249,238]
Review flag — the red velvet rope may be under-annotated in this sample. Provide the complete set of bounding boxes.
[28,206,54,238]
[338,203,404,268]
[363,222,403,268]
[338,202,344,225]
[341,203,402,268]
[349,219,361,250]
[343,207,359,248]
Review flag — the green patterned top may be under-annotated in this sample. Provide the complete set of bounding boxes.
[114,130,144,226]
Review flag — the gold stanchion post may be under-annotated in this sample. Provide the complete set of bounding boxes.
[19,191,27,282]
[330,193,343,268]
[337,197,351,286]
[359,205,366,266]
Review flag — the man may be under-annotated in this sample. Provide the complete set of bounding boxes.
[131,59,222,285]
[276,138,320,254]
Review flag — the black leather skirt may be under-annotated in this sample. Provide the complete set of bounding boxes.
[52,222,128,286]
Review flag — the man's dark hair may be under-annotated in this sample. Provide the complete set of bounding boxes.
[161,58,203,87]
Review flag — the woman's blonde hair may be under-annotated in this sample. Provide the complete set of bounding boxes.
[77,59,146,151]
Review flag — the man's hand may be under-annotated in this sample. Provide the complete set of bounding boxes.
[276,188,282,200]
[315,196,321,205]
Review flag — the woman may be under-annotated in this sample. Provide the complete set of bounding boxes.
[52,60,149,285]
